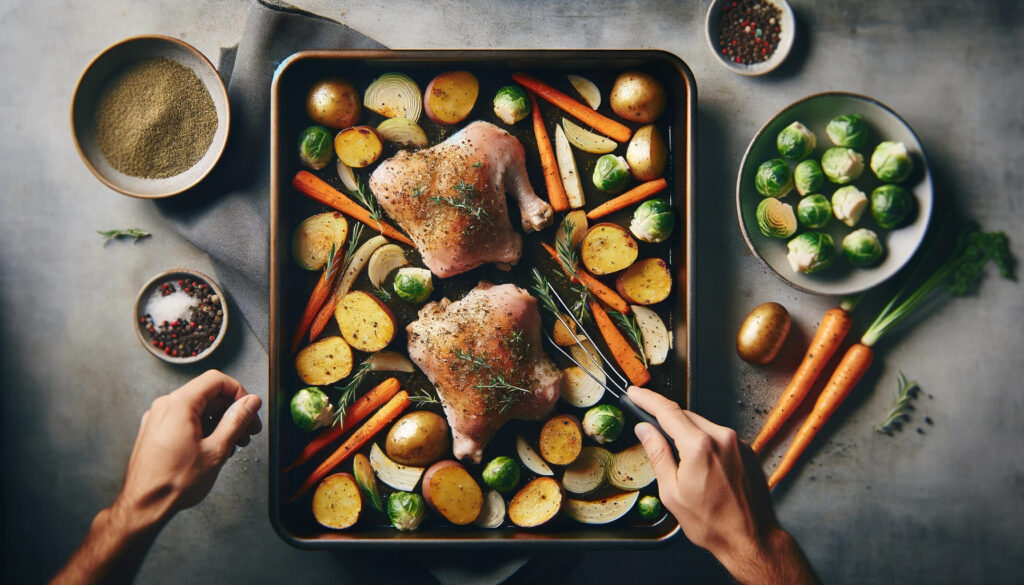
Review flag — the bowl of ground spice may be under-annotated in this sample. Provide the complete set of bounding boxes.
[134,269,229,364]
[71,35,229,198]
[706,0,795,76]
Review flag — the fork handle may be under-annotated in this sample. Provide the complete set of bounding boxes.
[619,394,680,460]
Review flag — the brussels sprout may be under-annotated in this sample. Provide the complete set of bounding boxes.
[870,141,913,183]
[754,158,794,198]
[629,198,676,243]
[821,147,864,184]
[492,85,531,125]
[776,121,817,161]
[298,125,334,170]
[582,404,625,445]
[482,456,521,494]
[637,495,663,521]
[393,267,433,303]
[593,154,631,194]
[289,387,334,431]
[786,231,835,274]
[387,491,426,531]
[842,228,885,267]
[825,114,868,148]
[796,194,832,229]
[831,185,868,227]
[793,159,824,196]
[756,198,797,239]
[871,184,913,229]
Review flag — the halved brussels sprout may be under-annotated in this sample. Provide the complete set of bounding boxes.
[298,125,334,170]
[290,386,335,431]
[870,141,913,183]
[629,198,675,243]
[871,184,913,229]
[825,114,868,148]
[821,147,864,184]
[582,404,625,445]
[493,85,531,125]
[776,121,817,160]
[637,495,663,521]
[793,159,824,196]
[387,491,426,531]
[754,158,793,198]
[797,194,831,228]
[832,185,868,227]
[786,231,835,274]
[482,455,521,494]
[756,198,797,239]
[393,267,433,303]
[842,228,884,267]
[593,154,631,194]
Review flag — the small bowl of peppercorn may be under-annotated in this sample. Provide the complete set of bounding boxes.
[706,0,795,76]
[134,269,229,364]
[71,35,230,199]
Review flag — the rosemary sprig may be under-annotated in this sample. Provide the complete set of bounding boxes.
[874,372,921,434]
[554,219,582,281]
[332,360,372,426]
[340,223,365,275]
[373,286,392,302]
[98,228,151,243]
[530,269,560,318]
[454,348,532,412]
[609,310,648,366]
[409,386,442,406]
[430,194,488,219]
[350,176,384,223]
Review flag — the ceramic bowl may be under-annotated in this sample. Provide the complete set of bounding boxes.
[70,35,230,199]
[705,0,795,76]
[133,269,228,364]
[736,92,934,296]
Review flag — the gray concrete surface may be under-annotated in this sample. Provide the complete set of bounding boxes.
[2,1,1022,583]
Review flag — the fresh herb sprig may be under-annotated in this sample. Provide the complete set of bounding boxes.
[350,176,384,224]
[454,348,532,413]
[409,386,442,406]
[609,310,648,366]
[373,286,392,302]
[332,360,372,427]
[98,228,151,243]
[874,373,921,434]
[554,219,593,322]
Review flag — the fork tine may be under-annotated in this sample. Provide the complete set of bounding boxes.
[545,283,631,389]
[542,332,624,397]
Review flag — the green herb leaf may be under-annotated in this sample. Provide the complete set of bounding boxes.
[609,310,648,366]
[98,228,151,243]
[874,372,921,434]
[350,175,384,223]
[332,360,372,427]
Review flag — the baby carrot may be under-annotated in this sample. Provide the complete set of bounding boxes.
[590,301,650,386]
[541,242,630,314]
[529,94,570,212]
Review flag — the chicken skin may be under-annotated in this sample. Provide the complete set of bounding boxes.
[369,121,553,278]
[406,282,561,463]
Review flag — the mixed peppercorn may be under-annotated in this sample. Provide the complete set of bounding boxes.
[141,278,223,358]
[717,0,783,66]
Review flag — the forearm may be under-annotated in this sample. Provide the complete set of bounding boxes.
[715,528,820,585]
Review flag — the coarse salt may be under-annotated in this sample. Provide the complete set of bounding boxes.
[146,288,194,324]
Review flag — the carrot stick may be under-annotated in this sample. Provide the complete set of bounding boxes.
[541,242,630,314]
[292,171,414,246]
[512,73,632,143]
[283,378,402,473]
[751,308,853,453]
[586,178,668,220]
[589,301,650,386]
[291,389,411,501]
[308,288,340,342]
[290,246,345,355]
[529,94,570,213]
[767,343,874,489]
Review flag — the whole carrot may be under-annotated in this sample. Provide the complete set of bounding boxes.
[590,301,651,386]
[289,244,346,355]
[751,307,853,453]
[767,343,873,489]
[512,73,632,143]
[541,242,630,314]
[293,171,414,246]
[586,178,668,220]
[529,94,570,212]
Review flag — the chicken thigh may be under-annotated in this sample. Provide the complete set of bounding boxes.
[407,282,562,463]
[369,121,553,278]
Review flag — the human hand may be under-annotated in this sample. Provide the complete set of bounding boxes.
[115,370,263,528]
[627,386,817,585]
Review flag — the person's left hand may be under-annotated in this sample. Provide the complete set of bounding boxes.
[115,370,263,527]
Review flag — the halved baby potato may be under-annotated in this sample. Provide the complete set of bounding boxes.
[421,460,484,525]
[539,414,583,466]
[295,336,353,385]
[616,257,672,305]
[312,472,362,530]
[334,125,383,168]
[508,477,564,528]
[581,223,639,276]
[424,71,479,125]
[335,291,397,352]
[626,124,667,182]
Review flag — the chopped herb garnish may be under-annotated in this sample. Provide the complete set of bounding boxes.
[472,161,483,168]
[98,228,151,243]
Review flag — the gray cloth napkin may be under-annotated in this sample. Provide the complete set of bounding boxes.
[157,1,578,583]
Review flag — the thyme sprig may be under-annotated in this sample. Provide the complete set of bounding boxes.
[430,182,488,219]
[373,286,392,302]
[332,360,372,427]
[609,310,648,366]
[454,348,532,413]
[350,176,384,223]
[874,372,921,434]
[554,219,593,322]
[98,228,151,243]
[409,386,442,406]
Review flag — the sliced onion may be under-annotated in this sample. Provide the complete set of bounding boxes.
[607,443,655,490]
[562,118,617,154]
[376,117,428,148]
[363,72,422,122]
[567,74,601,110]
[564,491,639,525]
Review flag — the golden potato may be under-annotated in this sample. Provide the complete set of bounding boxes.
[736,302,791,364]
[609,72,666,124]
[306,77,361,129]
[385,411,450,467]
[625,124,667,181]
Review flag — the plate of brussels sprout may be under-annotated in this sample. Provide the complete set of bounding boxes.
[736,92,933,296]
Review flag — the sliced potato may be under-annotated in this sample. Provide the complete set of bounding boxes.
[424,71,479,125]
[515,435,553,476]
[367,244,409,288]
[631,305,672,366]
[626,124,668,182]
[615,258,672,305]
[555,210,588,250]
[562,117,617,154]
[292,212,348,271]
[421,460,483,525]
[552,314,578,346]
[539,414,583,466]
[369,443,424,492]
[312,472,361,529]
[508,477,564,528]
[562,446,613,495]
[567,74,601,110]
[554,124,585,209]
[376,117,428,148]
[475,489,507,529]
[295,336,353,385]
[564,491,639,525]
[335,291,397,352]
[607,443,656,490]
[581,223,639,276]
[560,365,605,408]
[334,125,383,168]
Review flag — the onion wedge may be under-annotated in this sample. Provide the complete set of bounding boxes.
[568,74,601,110]
[364,72,422,122]
[562,117,617,154]
[565,491,639,525]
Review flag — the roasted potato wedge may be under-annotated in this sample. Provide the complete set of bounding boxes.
[335,291,396,352]
[295,336,353,385]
